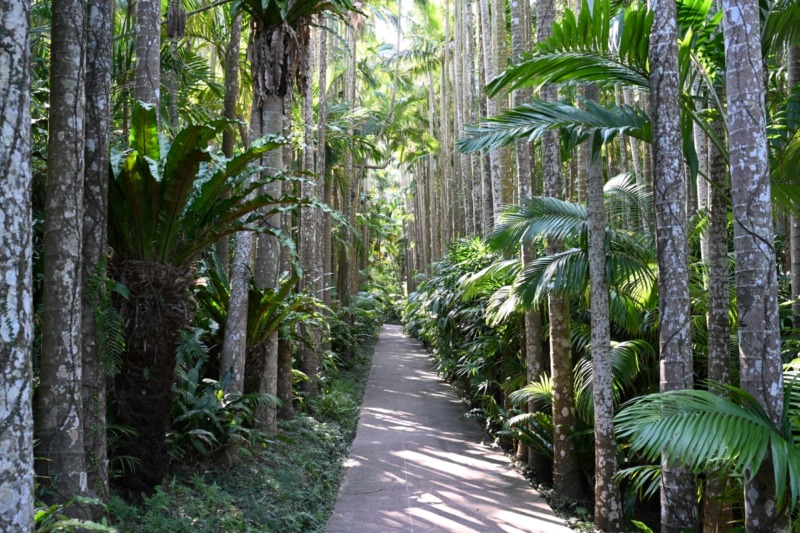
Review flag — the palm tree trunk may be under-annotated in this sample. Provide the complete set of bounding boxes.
[476,5,494,235]
[701,118,732,533]
[789,46,800,330]
[37,0,89,506]
[585,82,623,532]
[536,0,583,500]
[216,13,242,270]
[649,0,698,529]
[722,0,790,529]
[0,1,34,525]
[134,0,160,108]
[82,0,113,501]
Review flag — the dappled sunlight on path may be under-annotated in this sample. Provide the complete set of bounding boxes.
[326,324,570,533]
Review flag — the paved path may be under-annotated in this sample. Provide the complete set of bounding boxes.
[327,324,571,533]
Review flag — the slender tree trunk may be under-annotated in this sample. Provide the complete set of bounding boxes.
[134,0,160,108]
[0,1,34,525]
[722,0,790,529]
[37,0,90,507]
[585,82,623,532]
[649,0,698,529]
[254,94,285,430]
[476,6,494,235]
[216,13,242,269]
[220,99,261,397]
[789,47,800,330]
[298,25,320,399]
[166,0,185,129]
[82,0,112,501]
[536,0,583,500]
[702,118,732,533]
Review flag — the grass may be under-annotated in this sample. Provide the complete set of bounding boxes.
[109,338,376,533]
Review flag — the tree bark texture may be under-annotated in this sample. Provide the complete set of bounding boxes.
[649,0,698,529]
[82,0,113,501]
[585,82,623,532]
[789,46,800,330]
[722,0,790,529]
[702,119,732,533]
[216,12,242,269]
[135,0,160,107]
[0,1,34,526]
[38,0,90,505]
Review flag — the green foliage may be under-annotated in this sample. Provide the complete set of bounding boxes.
[329,292,385,358]
[111,342,374,533]
[195,254,324,351]
[86,258,129,377]
[108,102,297,266]
[168,329,279,461]
[35,496,116,532]
[615,378,800,511]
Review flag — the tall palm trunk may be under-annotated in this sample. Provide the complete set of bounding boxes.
[216,13,243,269]
[585,82,622,531]
[134,0,160,108]
[37,0,89,506]
[297,25,321,403]
[789,46,800,330]
[721,0,790,529]
[0,0,34,526]
[82,0,113,501]
[649,0,698,529]
[536,0,584,500]
[701,118,732,533]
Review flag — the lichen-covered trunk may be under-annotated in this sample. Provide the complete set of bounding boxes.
[82,0,113,502]
[221,98,261,397]
[584,83,623,532]
[134,0,160,108]
[649,0,698,529]
[216,13,242,268]
[255,94,285,431]
[297,25,324,404]
[722,0,790,529]
[789,47,800,330]
[702,118,732,533]
[0,2,34,526]
[112,261,194,494]
[37,0,89,506]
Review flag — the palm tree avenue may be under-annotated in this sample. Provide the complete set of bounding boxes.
[1,0,800,531]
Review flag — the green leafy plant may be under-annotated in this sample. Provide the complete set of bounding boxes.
[168,329,278,461]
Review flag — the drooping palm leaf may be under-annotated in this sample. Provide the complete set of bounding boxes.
[615,384,800,510]
[458,98,650,156]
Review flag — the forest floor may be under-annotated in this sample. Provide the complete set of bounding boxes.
[326,324,570,533]
[108,337,376,533]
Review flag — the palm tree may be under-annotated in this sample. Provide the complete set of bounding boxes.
[649,0,697,526]
[0,0,34,526]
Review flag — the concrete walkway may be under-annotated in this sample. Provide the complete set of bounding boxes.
[327,324,571,533]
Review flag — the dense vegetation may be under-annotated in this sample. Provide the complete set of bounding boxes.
[3,0,800,532]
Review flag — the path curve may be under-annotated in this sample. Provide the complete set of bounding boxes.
[327,324,571,533]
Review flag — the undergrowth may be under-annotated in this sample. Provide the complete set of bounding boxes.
[109,338,375,533]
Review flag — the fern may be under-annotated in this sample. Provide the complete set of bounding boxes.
[86,258,127,377]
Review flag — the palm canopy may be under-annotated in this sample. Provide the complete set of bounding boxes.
[460,175,656,328]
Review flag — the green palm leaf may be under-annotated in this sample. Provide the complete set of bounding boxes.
[615,384,800,510]
[458,98,650,155]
